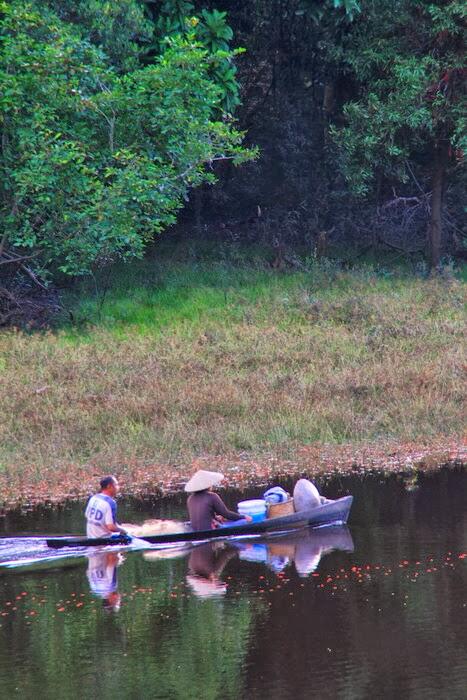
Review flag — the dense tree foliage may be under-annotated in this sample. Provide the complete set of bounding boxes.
[0,0,465,323]
[332,0,466,267]
[0,0,253,279]
[191,0,465,267]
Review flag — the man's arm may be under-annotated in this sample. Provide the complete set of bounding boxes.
[211,493,252,522]
[103,500,128,535]
[104,522,128,535]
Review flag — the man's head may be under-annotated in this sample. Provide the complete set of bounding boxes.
[100,475,119,498]
[103,591,121,612]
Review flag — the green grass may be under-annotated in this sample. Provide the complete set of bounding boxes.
[0,246,465,505]
[62,245,461,337]
[62,263,304,334]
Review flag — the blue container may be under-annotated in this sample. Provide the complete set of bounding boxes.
[237,499,267,523]
[250,512,266,523]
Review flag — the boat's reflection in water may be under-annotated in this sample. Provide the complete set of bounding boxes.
[236,525,354,576]
[142,525,354,599]
[2,526,353,607]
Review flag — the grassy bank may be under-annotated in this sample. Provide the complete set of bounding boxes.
[0,250,465,507]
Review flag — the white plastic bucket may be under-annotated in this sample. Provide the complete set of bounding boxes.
[237,499,267,522]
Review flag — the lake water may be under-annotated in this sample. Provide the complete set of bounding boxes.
[0,468,465,699]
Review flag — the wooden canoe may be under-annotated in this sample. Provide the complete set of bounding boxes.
[45,496,353,549]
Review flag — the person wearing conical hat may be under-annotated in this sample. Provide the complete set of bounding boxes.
[185,470,252,531]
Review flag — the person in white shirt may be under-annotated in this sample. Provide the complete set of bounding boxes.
[84,476,128,538]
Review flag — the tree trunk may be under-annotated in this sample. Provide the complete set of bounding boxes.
[427,140,448,269]
[322,80,335,147]
[194,187,203,237]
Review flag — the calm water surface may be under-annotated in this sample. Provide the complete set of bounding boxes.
[0,468,465,700]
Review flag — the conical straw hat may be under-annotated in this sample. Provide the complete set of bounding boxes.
[184,469,224,492]
[186,574,227,598]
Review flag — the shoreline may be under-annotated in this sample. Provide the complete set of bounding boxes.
[1,439,465,515]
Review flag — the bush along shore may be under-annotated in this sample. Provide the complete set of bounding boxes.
[0,256,466,510]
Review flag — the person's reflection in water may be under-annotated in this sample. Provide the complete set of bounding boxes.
[86,551,123,612]
[186,542,238,598]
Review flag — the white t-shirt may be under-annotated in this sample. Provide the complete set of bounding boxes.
[85,493,117,538]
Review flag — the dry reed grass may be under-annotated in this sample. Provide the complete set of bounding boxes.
[0,268,465,507]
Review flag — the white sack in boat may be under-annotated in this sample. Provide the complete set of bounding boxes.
[293,479,321,511]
